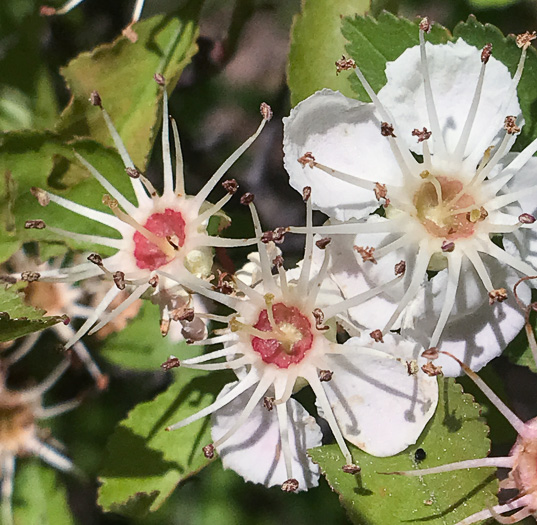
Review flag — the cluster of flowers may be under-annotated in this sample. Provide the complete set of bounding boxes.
[5,7,537,523]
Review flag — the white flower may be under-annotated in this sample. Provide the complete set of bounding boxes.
[40,0,146,42]
[23,78,269,355]
[0,359,78,524]
[283,25,537,375]
[162,193,437,491]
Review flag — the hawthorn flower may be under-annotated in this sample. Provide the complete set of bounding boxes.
[284,23,537,375]
[3,252,107,388]
[391,346,537,524]
[23,77,269,354]
[0,358,78,524]
[162,192,437,491]
[40,0,145,42]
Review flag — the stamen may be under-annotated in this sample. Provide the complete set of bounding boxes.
[181,346,243,365]
[289,220,404,236]
[297,188,314,297]
[386,456,513,476]
[193,193,234,226]
[170,117,185,196]
[46,226,123,250]
[26,438,74,473]
[180,357,249,371]
[479,238,537,278]
[159,81,174,197]
[276,399,294,482]
[41,0,84,15]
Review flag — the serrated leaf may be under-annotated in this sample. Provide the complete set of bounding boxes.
[0,131,134,262]
[343,12,451,101]
[13,460,74,525]
[287,0,371,107]
[453,16,537,149]
[99,301,189,371]
[0,283,67,342]
[309,378,497,525]
[98,368,229,516]
[57,9,200,169]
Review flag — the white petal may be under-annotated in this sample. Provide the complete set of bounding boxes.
[378,39,521,160]
[319,334,437,456]
[283,89,401,221]
[212,382,322,490]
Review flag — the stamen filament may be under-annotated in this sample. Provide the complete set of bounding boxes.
[387,456,513,477]
[161,87,174,197]
[47,226,123,249]
[170,117,185,196]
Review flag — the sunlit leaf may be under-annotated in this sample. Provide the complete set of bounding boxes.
[309,378,497,525]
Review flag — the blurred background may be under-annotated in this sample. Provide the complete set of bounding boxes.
[2,0,537,523]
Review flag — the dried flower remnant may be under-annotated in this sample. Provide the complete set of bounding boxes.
[0,359,79,523]
[284,27,537,374]
[161,195,437,491]
[390,349,537,524]
[24,80,269,353]
[40,0,146,42]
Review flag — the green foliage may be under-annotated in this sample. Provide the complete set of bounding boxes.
[453,16,537,150]
[468,0,520,7]
[13,460,74,525]
[343,12,451,101]
[309,378,496,525]
[57,8,200,169]
[99,300,190,371]
[98,367,230,516]
[287,0,371,107]
[0,283,67,342]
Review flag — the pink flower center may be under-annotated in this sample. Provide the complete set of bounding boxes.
[133,208,186,270]
[251,303,314,368]
[414,176,476,240]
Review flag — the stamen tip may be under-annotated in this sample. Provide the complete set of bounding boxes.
[481,43,492,63]
[161,356,181,370]
[202,443,215,459]
[89,91,102,107]
[335,55,356,74]
[24,219,46,230]
[260,102,273,121]
[342,464,361,475]
[240,192,255,205]
[419,17,431,33]
[281,478,299,492]
[40,5,57,16]
[30,187,50,207]
[154,73,166,86]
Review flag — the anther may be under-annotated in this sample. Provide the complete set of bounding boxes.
[281,479,299,492]
[419,170,430,179]
[272,227,287,244]
[161,356,181,370]
[20,271,40,282]
[30,187,50,207]
[419,17,431,33]
[374,182,389,206]
[171,307,195,322]
[160,319,170,337]
[421,362,443,377]
[319,370,333,382]
[516,31,537,50]
[489,288,508,305]
[261,231,274,243]
[421,347,439,360]
[342,464,361,474]
[24,220,46,229]
[240,193,254,205]
[263,396,275,411]
[298,152,316,168]
[411,127,432,142]
[154,73,165,86]
[125,167,142,179]
[89,90,102,107]
[380,122,396,138]
[315,237,331,250]
[406,360,419,375]
[102,194,119,209]
[272,255,284,268]
[481,43,492,63]
[303,186,312,202]
[394,260,406,276]
[519,213,536,224]
[87,253,103,266]
[335,55,356,74]
[202,444,215,459]
[369,329,384,343]
[441,241,455,253]
[354,245,377,264]
[312,308,329,331]
[260,102,273,121]
[504,116,521,135]
[149,275,159,287]
[222,179,239,194]
[40,6,57,15]
[215,271,234,295]
[113,271,126,290]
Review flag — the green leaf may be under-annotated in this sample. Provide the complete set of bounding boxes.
[287,0,371,107]
[453,16,537,150]
[100,301,189,371]
[13,460,74,525]
[0,131,134,262]
[343,12,451,102]
[467,0,520,7]
[57,8,200,169]
[309,378,497,525]
[504,319,537,373]
[98,367,229,516]
[0,283,68,343]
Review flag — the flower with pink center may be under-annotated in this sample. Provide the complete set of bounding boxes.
[23,77,269,354]
[161,193,438,491]
[40,0,145,42]
[0,358,79,524]
[284,24,537,375]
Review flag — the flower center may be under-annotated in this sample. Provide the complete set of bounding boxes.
[133,208,186,270]
[413,175,476,240]
[251,303,314,368]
